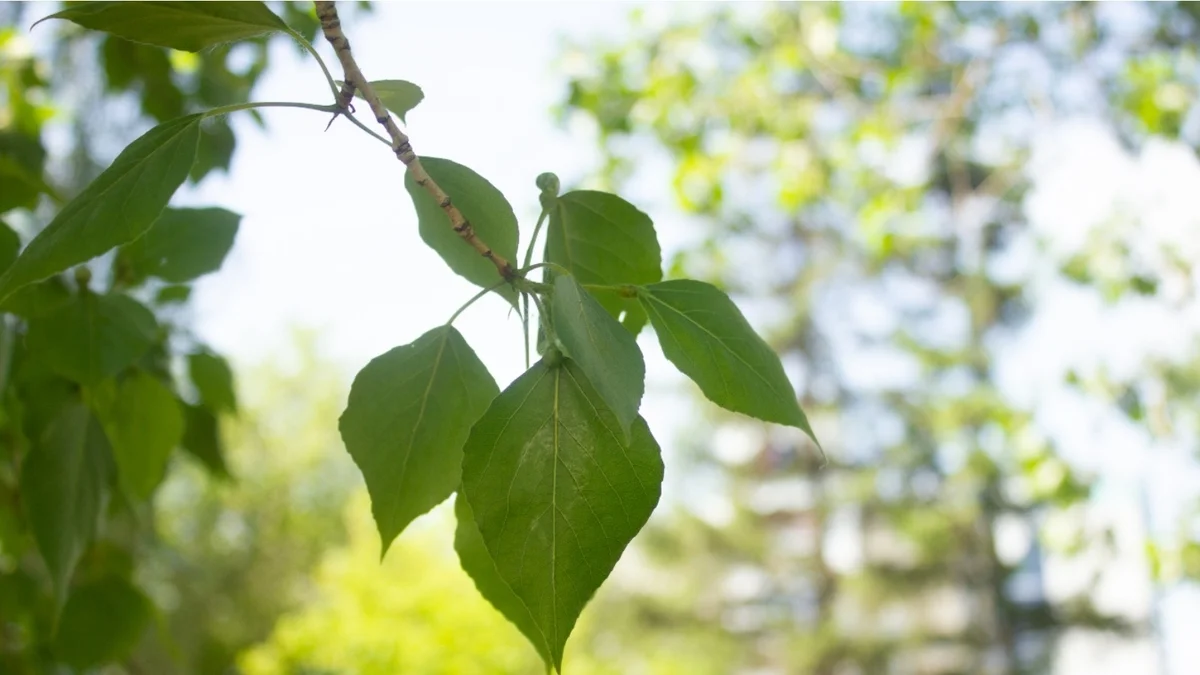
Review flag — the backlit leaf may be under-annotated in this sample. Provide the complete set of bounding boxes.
[550,275,644,439]
[188,351,237,413]
[405,157,519,306]
[37,2,286,52]
[340,325,498,554]
[118,207,240,284]
[181,403,229,477]
[26,293,158,386]
[546,190,661,332]
[461,359,663,671]
[637,280,818,445]
[95,371,184,500]
[357,79,423,123]
[0,115,202,302]
[54,576,153,670]
[20,404,112,603]
[454,494,553,669]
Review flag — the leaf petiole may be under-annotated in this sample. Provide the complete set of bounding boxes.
[446,278,515,326]
[201,101,391,145]
[285,27,341,103]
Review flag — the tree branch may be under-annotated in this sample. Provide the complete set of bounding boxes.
[314,1,517,281]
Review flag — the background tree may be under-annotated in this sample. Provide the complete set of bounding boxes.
[558,3,1200,673]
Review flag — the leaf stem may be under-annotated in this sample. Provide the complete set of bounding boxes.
[446,279,514,326]
[522,207,549,272]
[201,100,391,145]
[314,1,517,281]
[287,27,341,102]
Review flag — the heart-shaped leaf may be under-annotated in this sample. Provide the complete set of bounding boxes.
[340,325,498,554]
[461,358,663,671]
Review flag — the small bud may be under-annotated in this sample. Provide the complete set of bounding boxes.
[535,172,560,197]
[74,266,92,290]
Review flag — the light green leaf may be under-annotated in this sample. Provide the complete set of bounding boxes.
[340,325,498,554]
[95,371,184,500]
[550,275,644,440]
[54,576,154,670]
[20,403,112,603]
[546,190,662,331]
[638,280,818,444]
[154,284,192,305]
[188,351,237,413]
[118,207,240,284]
[26,293,158,386]
[359,79,424,123]
[453,494,553,669]
[0,115,203,302]
[405,157,519,306]
[36,2,286,52]
[181,403,229,478]
[461,359,663,671]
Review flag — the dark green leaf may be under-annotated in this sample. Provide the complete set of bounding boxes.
[358,79,423,123]
[546,190,661,331]
[0,115,203,302]
[118,207,240,284]
[638,280,818,444]
[37,2,287,52]
[550,275,644,439]
[181,403,229,477]
[0,131,47,214]
[190,118,237,182]
[454,494,552,669]
[95,371,184,500]
[20,404,112,602]
[0,276,72,319]
[461,359,663,671]
[0,219,21,274]
[54,576,153,670]
[405,157,519,306]
[340,325,498,554]
[188,351,237,413]
[26,293,158,386]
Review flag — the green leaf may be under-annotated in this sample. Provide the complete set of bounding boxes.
[638,280,818,444]
[181,403,229,477]
[188,351,237,413]
[550,275,644,440]
[36,2,287,52]
[26,293,158,386]
[154,284,192,305]
[20,404,112,603]
[358,79,424,123]
[546,190,662,331]
[453,495,553,669]
[461,359,663,671]
[340,325,498,554]
[0,220,20,274]
[405,157,519,306]
[0,115,203,302]
[0,131,47,214]
[118,207,240,284]
[54,576,154,670]
[95,371,184,500]
[0,277,72,318]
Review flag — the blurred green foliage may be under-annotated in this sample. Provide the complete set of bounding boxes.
[552,2,1200,673]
